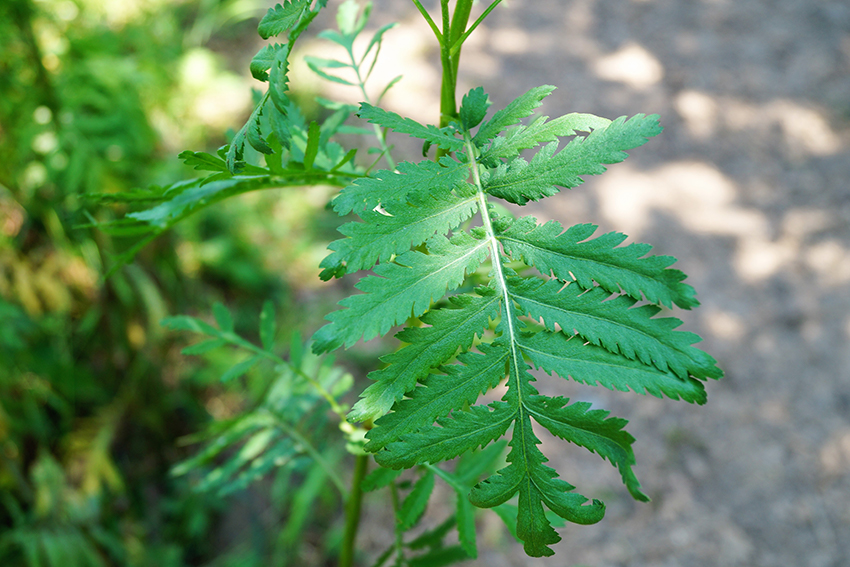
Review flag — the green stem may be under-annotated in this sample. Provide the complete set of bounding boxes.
[347,44,396,169]
[339,453,369,567]
[438,0,456,129]
[449,0,474,85]
[272,414,348,497]
[223,332,350,423]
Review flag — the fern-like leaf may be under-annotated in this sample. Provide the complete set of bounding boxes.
[316,86,721,556]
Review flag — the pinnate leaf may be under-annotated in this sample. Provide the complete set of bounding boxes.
[498,216,699,309]
[331,158,469,215]
[313,86,720,557]
[358,103,464,152]
[348,291,500,423]
[485,114,663,205]
[312,234,489,353]
[473,84,556,144]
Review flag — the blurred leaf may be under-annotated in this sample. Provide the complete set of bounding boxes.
[220,355,262,382]
[259,301,276,352]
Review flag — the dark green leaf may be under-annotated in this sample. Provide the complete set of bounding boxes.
[399,470,435,530]
[460,86,490,131]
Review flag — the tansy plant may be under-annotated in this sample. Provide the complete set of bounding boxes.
[94,0,721,564]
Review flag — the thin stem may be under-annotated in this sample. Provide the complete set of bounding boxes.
[221,332,351,424]
[438,0,456,129]
[409,0,442,41]
[346,44,396,169]
[272,413,348,497]
[339,454,369,567]
[449,0,504,58]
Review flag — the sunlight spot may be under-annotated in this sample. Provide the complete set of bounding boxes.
[805,240,850,285]
[674,90,718,140]
[735,239,796,281]
[820,429,850,476]
[597,161,754,238]
[704,310,745,341]
[489,27,532,55]
[33,106,53,125]
[725,98,842,157]
[593,43,664,90]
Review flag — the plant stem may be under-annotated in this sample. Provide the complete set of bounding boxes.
[339,453,369,567]
[438,0,456,129]
[449,0,474,86]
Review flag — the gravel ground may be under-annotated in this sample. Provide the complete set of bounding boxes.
[303,1,850,565]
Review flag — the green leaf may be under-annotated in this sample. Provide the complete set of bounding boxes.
[361,466,403,492]
[408,546,470,567]
[303,120,320,170]
[269,46,292,114]
[179,150,229,173]
[374,402,515,469]
[367,343,509,451]
[358,103,464,152]
[331,157,469,215]
[480,112,612,161]
[250,43,287,81]
[485,114,663,205]
[524,394,648,501]
[498,216,699,309]
[246,107,273,155]
[259,301,276,351]
[519,330,708,404]
[221,355,262,382]
[468,408,605,557]
[456,491,477,557]
[213,302,233,332]
[305,56,356,85]
[348,291,500,423]
[258,0,311,39]
[507,277,721,380]
[316,86,720,556]
[312,234,490,353]
[182,338,227,355]
[473,85,556,145]
[336,0,368,37]
[128,176,271,227]
[400,470,436,530]
[161,315,218,336]
[460,86,490,131]
[320,186,478,278]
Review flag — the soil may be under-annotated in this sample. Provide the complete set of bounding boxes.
[302,1,850,565]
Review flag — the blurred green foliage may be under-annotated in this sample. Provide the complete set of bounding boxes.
[0,0,341,565]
